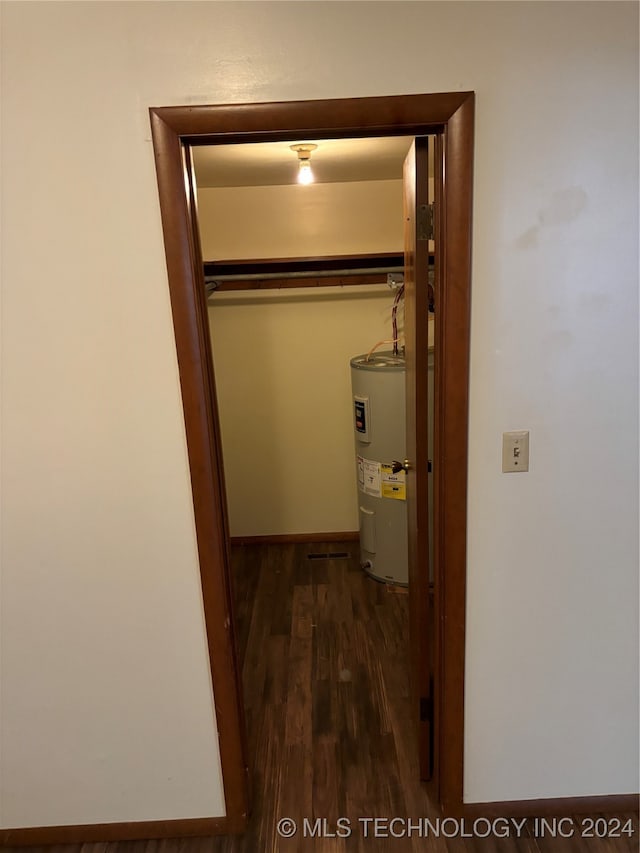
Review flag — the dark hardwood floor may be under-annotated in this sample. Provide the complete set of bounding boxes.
[4,541,638,852]
[229,540,431,852]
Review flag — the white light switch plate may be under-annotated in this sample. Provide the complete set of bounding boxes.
[502,430,529,473]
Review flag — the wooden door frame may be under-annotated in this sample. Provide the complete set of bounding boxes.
[149,92,474,825]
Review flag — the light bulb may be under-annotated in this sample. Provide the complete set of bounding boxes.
[290,142,317,185]
[298,160,314,185]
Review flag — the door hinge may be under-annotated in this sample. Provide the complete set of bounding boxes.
[417,203,434,241]
[420,694,433,723]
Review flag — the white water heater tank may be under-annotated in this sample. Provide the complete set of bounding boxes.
[350,351,408,586]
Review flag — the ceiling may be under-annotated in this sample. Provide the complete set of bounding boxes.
[192,136,416,188]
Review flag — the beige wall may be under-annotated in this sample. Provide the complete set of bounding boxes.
[208,285,399,537]
[202,179,405,538]
[198,180,404,259]
[1,0,637,827]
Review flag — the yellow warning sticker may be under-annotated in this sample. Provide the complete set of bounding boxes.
[381,465,406,500]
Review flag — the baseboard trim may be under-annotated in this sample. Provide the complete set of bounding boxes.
[0,814,245,847]
[230,531,360,545]
[456,793,639,818]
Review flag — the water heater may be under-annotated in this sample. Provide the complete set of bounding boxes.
[350,352,408,586]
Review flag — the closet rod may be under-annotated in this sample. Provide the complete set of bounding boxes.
[205,265,400,291]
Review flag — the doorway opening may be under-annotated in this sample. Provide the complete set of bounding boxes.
[150,92,474,829]
[193,134,434,832]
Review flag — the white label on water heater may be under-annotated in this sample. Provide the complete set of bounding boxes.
[359,457,381,497]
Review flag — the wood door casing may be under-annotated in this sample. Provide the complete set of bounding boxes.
[184,146,252,805]
[149,92,474,822]
[403,137,435,784]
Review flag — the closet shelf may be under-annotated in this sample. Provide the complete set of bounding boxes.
[204,252,435,293]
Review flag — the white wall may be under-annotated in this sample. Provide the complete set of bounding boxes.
[1,0,637,826]
[1,2,226,828]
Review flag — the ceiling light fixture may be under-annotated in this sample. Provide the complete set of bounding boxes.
[290,143,317,185]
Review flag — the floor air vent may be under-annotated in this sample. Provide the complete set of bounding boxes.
[307,552,351,560]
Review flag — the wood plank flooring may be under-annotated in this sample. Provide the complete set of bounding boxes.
[230,540,429,852]
[3,541,638,852]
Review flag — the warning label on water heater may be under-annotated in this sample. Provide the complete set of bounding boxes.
[358,457,381,496]
[381,465,407,501]
[357,458,406,500]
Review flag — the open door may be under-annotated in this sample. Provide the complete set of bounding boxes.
[403,136,436,784]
